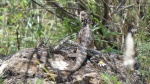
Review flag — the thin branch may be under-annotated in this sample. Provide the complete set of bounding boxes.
[117,5,133,13]
[31,0,63,20]
[46,0,77,20]
[78,0,87,10]
[102,0,110,25]
[110,0,127,15]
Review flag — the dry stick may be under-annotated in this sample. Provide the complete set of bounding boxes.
[16,27,20,50]
[23,48,38,83]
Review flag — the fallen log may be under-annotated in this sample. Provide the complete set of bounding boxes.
[0,39,144,84]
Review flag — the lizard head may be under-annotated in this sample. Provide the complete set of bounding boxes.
[79,11,89,26]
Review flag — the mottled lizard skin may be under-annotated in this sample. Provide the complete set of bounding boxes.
[66,11,94,72]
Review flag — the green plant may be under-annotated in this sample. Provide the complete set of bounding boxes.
[101,72,122,84]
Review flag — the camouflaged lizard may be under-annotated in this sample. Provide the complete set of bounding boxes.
[65,11,94,72]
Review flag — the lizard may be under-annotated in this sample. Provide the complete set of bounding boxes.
[65,11,94,72]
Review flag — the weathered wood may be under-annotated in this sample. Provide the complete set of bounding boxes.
[0,39,144,84]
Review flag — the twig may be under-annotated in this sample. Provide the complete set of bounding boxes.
[110,0,126,15]
[110,5,133,15]
[46,0,77,20]
[31,0,63,20]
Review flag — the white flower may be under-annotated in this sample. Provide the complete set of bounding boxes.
[98,60,106,67]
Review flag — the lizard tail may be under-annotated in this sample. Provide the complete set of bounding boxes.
[66,51,87,72]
